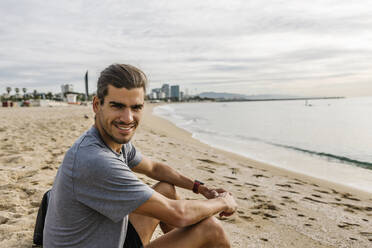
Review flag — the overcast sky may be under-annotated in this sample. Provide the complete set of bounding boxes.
[1,0,372,97]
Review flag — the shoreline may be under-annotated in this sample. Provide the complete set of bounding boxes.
[147,103,372,199]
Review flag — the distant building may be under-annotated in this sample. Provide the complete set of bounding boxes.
[61,84,74,96]
[61,84,78,103]
[151,88,162,99]
[161,84,170,98]
[170,85,180,101]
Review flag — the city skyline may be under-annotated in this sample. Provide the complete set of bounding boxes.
[1,0,372,97]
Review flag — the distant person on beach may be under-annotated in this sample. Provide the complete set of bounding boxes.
[43,64,237,248]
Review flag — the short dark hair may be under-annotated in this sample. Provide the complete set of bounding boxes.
[97,64,147,104]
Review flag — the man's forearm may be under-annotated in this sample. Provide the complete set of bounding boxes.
[171,197,227,227]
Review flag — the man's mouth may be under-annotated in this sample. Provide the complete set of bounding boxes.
[114,122,136,133]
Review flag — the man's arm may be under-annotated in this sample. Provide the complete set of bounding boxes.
[132,157,194,191]
[133,190,237,228]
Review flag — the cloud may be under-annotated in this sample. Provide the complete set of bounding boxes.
[0,0,372,96]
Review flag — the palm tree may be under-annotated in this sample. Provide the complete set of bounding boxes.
[46,92,53,100]
[6,87,11,95]
[22,88,27,100]
[15,88,20,101]
[33,90,39,99]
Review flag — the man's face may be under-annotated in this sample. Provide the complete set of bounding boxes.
[93,85,145,147]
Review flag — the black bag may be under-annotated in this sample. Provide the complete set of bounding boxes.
[33,190,51,246]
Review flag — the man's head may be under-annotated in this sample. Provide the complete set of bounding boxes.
[93,64,147,151]
[96,64,147,105]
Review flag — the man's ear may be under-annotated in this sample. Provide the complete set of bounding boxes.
[93,96,100,114]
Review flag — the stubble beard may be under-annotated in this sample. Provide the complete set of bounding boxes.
[97,113,137,145]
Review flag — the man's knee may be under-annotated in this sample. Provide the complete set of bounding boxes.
[153,182,179,200]
[196,217,230,247]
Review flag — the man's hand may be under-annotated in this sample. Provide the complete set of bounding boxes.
[218,192,237,217]
[200,187,227,199]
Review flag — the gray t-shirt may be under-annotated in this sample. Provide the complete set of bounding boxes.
[44,126,154,248]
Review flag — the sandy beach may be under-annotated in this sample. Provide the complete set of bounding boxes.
[0,104,371,247]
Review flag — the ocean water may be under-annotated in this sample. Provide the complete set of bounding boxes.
[154,97,372,193]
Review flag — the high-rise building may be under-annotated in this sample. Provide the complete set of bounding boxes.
[61,84,74,96]
[151,88,161,99]
[170,85,180,101]
[161,84,170,98]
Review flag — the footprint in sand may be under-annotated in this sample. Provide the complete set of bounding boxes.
[311,194,322,198]
[0,215,9,224]
[313,189,330,194]
[286,190,300,194]
[302,196,327,204]
[341,193,361,202]
[197,158,225,167]
[224,176,237,180]
[337,222,360,229]
[252,174,269,178]
[239,215,254,221]
[245,183,260,187]
[275,184,292,188]
[230,167,239,175]
[196,165,215,174]
[263,213,277,219]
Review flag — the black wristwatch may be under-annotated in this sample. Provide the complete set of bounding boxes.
[192,180,204,194]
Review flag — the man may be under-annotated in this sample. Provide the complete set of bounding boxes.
[43,64,237,247]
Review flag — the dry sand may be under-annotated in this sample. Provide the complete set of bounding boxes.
[0,104,371,247]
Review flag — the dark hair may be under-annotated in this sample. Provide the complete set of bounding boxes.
[97,64,147,104]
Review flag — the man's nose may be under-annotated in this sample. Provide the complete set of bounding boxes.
[120,108,134,123]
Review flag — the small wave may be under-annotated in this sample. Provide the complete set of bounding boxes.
[271,143,372,170]
[232,134,372,170]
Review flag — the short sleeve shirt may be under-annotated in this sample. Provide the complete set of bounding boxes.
[43,126,154,248]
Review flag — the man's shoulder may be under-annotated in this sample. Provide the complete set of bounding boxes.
[65,128,108,165]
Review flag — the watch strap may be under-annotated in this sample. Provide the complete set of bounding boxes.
[192,180,204,194]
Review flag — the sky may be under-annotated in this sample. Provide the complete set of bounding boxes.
[1,0,372,97]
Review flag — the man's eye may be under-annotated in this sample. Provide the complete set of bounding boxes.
[132,106,143,111]
[111,104,122,109]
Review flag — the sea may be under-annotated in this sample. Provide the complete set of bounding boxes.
[154,96,372,193]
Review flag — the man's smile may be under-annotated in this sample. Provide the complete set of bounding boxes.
[114,122,136,133]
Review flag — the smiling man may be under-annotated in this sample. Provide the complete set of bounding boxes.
[43,64,237,248]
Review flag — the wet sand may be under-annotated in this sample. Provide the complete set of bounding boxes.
[0,104,371,247]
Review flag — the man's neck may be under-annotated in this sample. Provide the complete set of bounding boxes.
[94,124,123,153]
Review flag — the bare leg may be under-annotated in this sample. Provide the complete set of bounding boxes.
[129,182,179,245]
[146,216,231,248]
[129,182,231,247]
